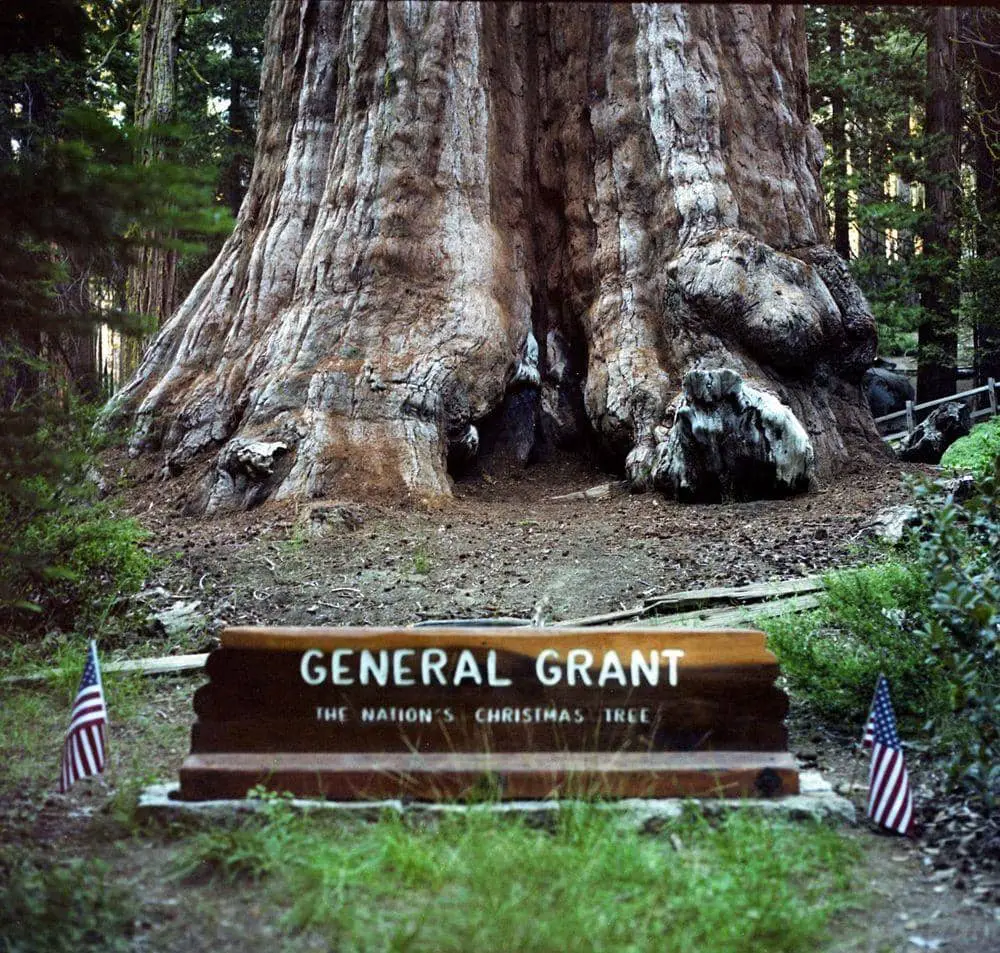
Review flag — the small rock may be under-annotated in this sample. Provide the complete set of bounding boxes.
[149,600,207,638]
[136,586,172,604]
[908,937,947,950]
[85,465,109,499]
[864,504,920,545]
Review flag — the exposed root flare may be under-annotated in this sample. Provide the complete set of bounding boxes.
[105,3,884,510]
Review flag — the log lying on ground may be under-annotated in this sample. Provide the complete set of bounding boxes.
[104,2,882,510]
[558,577,823,627]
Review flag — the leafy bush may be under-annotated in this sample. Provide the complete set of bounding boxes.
[768,473,1000,807]
[0,404,153,634]
[912,473,1000,806]
[939,417,1000,478]
[765,563,943,730]
[0,856,134,953]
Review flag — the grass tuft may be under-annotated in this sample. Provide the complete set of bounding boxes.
[174,804,861,953]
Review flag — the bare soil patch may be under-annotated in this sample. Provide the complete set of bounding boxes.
[115,450,914,635]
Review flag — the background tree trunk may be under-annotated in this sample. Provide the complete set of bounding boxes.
[121,0,181,384]
[968,10,1000,388]
[918,6,961,403]
[108,1,880,512]
[827,12,851,261]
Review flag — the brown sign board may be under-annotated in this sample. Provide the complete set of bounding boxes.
[178,626,798,801]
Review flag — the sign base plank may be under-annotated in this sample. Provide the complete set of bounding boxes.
[179,750,799,802]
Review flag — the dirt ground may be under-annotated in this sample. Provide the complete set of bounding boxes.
[3,450,997,951]
[117,450,913,635]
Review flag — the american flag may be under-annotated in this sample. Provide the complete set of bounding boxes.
[861,692,875,748]
[864,674,914,836]
[59,641,108,793]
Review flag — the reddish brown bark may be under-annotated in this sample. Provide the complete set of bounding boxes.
[108,2,880,512]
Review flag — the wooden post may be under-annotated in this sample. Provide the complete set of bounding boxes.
[905,399,916,432]
[989,378,997,418]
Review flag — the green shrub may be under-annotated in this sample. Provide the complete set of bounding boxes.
[767,473,1000,807]
[765,563,943,730]
[939,417,1000,477]
[0,856,134,953]
[0,405,154,635]
[912,473,1000,806]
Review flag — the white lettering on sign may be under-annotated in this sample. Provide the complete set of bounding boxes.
[474,707,585,724]
[299,648,685,687]
[301,649,326,685]
[534,649,685,687]
[311,706,656,726]
[393,649,416,686]
[360,706,435,724]
[421,648,448,685]
[359,650,389,686]
[332,649,353,685]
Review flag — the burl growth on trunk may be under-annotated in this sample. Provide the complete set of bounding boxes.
[107,2,881,512]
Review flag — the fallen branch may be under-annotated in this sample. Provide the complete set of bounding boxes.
[556,576,823,627]
[546,482,627,503]
[625,592,822,629]
[4,653,210,686]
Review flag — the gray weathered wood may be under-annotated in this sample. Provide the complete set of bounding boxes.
[631,593,821,629]
[641,576,822,610]
[4,653,209,686]
[547,482,627,503]
[556,577,822,627]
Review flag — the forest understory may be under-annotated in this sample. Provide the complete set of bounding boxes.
[1,450,997,953]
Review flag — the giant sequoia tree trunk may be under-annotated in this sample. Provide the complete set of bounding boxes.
[108,2,880,512]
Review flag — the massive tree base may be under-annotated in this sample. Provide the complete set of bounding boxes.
[107,2,883,513]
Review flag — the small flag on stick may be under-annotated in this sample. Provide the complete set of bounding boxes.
[864,674,914,836]
[861,694,876,749]
[59,641,108,793]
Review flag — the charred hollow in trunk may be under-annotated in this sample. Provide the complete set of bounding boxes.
[107,2,882,512]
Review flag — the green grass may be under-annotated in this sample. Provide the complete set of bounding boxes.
[412,542,432,575]
[174,804,862,953]
[0,688,66,789]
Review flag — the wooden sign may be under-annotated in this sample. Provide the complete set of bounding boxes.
[178,626,798,801]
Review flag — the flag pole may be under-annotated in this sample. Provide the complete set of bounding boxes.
[844,673,881,800]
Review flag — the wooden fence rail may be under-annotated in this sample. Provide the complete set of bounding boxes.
[875,377,998,442]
